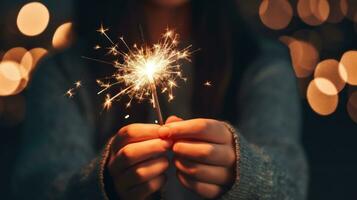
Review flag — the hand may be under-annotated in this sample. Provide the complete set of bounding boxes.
[107,123,172,200]
[162,117,236,199]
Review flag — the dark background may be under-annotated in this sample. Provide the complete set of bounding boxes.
[1,0,357,199]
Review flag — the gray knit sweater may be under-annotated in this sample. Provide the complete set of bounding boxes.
[11,40,308,199]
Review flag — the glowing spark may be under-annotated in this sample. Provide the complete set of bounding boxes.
[204,81,212,87]
[66,89,75,98]
[75,81,82,88]
[103,94,112,110]
[94,45,101,50]
[155,120,158,124]
[86,25,193,124]
[65,81,83,98]
[124,114,130,119]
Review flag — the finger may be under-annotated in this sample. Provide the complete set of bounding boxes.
[177,172,222,199]
[121,175,166,200]
[165,115,183,124]
[174,157,232,185]
[172,140,235,166]
[117,156,169,190]
[112,123,166,153]
[109,139,172,173]
[162,119,231,144]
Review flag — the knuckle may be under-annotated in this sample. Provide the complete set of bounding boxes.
[187,166,199,177]
[120,147,134,159]
[198,144,214,158]
[134,167,146,181]
[195,118,210,132]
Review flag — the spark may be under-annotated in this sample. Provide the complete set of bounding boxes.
[204,81,212,87]
[103,94,112,110]
[75,81,82,88]
[65,89,75,98]
[85,25,193,124]
[124,114,130,119]
[65,80,82,98]
[94,45,101,50]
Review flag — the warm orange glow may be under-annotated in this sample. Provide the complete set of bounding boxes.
[259,0,293,30]
[314,59,347,93]
[0,61,22,96]
[2,47,27,63]
[347,91,357,123]
[17,2,50,36]
[307,78,338,115]
[27,47,48,71]
[20,51,33,78]
[297,0,330,26]
[52,22,74,49]
[327,0,348,23]
[280,36,319,78]
[340,50,357,85]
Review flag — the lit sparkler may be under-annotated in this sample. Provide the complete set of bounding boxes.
[85,24,192,125]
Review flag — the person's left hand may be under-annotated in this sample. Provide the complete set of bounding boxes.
[161,117,237,199]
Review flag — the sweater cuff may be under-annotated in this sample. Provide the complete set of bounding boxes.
[99,136,115,200]
[64,137,114,199]
[219,123,272,200]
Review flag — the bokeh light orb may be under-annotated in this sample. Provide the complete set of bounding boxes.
[280,36,319,78]
[307,78,338,115]
[314,59,347,93]
[340,50,357,85]
[298,0,330,26]
[17,2,50,36]
[2,47,27,63]
[52,22,73,49]
[259,0,293,30]
[347,91,357,123]
[0,61,22,96]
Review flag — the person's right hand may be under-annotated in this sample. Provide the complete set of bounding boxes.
[107,123,172,200]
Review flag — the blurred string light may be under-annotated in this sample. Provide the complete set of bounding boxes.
[314,59,347,93]
[258,0,293,30]
[347,91,357,123]
[16,2,50,36]
[52,22,74,50]
[259,0,357,121]
[340,51,357,86]
[0,1,73,100]
[307,78,338,115]
[297,0,330,26]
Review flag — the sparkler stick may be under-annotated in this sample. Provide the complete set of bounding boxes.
[150,82,164,125]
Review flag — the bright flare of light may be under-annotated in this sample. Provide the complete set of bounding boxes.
[91,25,192,110]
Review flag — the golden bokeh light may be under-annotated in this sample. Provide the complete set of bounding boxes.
[347,91,357,123]
[307,78,338,115]
[27,47,48,70]
[259,0,293,30]
[314,59,347,93]
[340,50,357,85]
[0,61,23,96]
[52,22,74,49]
[298,0,330,26]
[2,47,27,63]
[17,2,50,36]
[280,36,319,78]
[327,0,348,23]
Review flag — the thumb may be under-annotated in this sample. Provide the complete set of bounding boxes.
[165,115,183,124]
